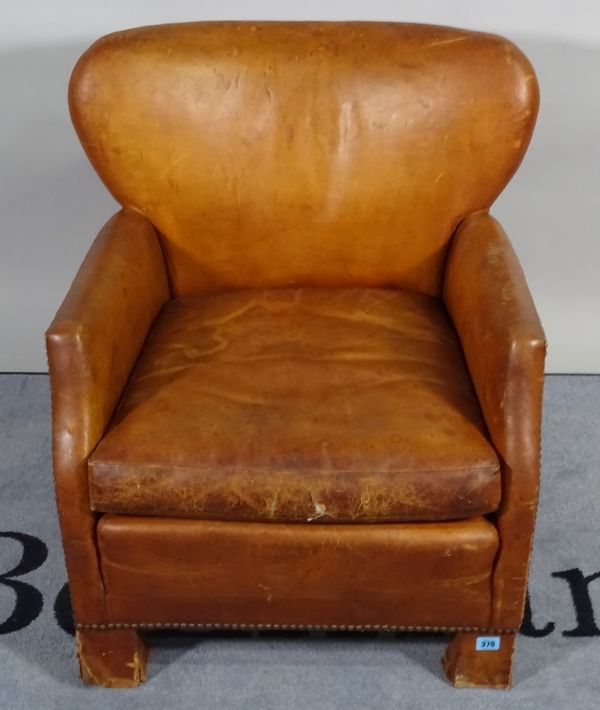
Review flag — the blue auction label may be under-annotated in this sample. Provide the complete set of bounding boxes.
[475,636,501,651]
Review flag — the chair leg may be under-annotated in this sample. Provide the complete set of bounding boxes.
[76,629,148,687]
[442,631,516,689]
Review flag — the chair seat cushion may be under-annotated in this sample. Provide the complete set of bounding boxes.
[88,287,501,523]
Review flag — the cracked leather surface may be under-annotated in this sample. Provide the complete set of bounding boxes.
[89,287,501,522]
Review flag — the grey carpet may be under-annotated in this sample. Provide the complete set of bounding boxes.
[0,374,599,709]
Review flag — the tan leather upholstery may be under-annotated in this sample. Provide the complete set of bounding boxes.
[444,213,546,629]
[89,287,500,522]
[69,22,537,297]
[47,21,546,688]
[46,209,169,622]
[97,515,498,628]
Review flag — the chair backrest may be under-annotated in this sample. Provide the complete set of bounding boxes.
[69,21,538,297]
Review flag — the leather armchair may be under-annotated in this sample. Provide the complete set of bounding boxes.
[46,21,545,689]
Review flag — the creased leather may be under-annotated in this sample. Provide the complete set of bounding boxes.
[97,515,499,628]
[89,287,500,523]
[69,21,538,297]
[46,209,169,622]
[444,213,546,629]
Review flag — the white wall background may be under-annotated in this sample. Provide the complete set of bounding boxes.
[1,1,599,372]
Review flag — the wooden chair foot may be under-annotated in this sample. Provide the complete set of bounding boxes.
[76,629,148,687]
[442,631,516,689]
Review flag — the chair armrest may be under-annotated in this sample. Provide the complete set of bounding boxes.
[444,212,546,629]
[45,208,169,622]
